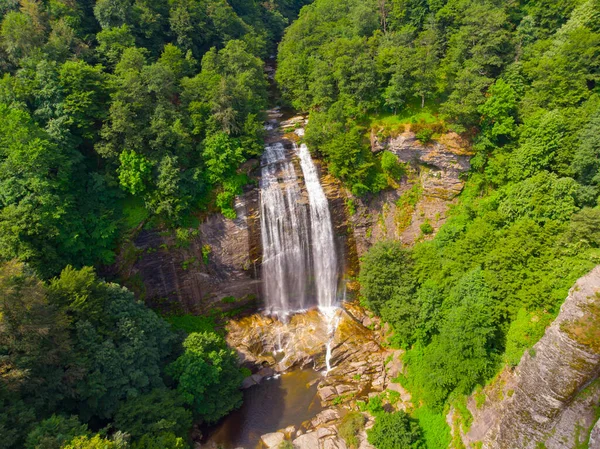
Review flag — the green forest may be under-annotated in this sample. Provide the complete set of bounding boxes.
[276,0,600,446]
[0,0,310,448]
[2,0,600,447]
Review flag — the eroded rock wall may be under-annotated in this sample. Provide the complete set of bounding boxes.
[116,184,262,314]
[350,130,472,256]
[463,266,600,449]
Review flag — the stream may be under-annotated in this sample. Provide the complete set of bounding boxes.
[204,370,323,449]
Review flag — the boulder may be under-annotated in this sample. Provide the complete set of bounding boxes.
[316,427,336,438]
[322,437,348,449]
[335,384,355,395]
[283,425,297,436]
[260,432,285,448]
[311,409,340,427]
[293,432,320,449]
[241,376,257,389]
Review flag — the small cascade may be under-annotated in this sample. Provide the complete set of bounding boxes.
[321,307,341,375]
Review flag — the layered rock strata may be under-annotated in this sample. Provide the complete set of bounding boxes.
[463,266,600,448]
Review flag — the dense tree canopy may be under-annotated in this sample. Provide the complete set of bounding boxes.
[0,261,243,448]
[167,331,244,423]
[0,0,309,278]
[350,0,600,429]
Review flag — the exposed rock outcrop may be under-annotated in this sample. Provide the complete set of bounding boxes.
[226,306,384,377]
[462,265,600,448]
[350,131,472,256]
[115,185,261,314]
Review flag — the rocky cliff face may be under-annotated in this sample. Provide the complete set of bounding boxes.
[462,265,600,449]
[115,184,262,314]
[350,130,472,256]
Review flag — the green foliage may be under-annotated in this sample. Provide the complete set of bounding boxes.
[62,434,125,449]
[0,260,72,433]
[415,128,433,144]
[131,433,188,449]
[305,114,387,196]
[354,0,600,416]
[367,411,425,449]
[0,104,117,277]
[56,268,176,420]
[381,151,404,181]
[202,132,245,185]
[504,309,553,366]
[25,415,89,449]
[114,388,192,440]
[118,151,153,195]
[420,222,433,235]
[0,0,286,271]
[339,412,365,449]
[167,332,243,423]
[412,407,451,449]
[359,241,418,347]
[166,314,219,335]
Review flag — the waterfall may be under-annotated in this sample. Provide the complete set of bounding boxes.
[259,126,341,374]
[296,143,338,310]
[260,142,311,315]
[259,141,339,314]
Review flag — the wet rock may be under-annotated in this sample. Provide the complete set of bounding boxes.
[319,386,337,402]
[311,409,340,427]
[226,307,381,375]
[250,373,263,384]
[261,432,285,448]
[293,432,320,449]
[258,367,275,378]
[241,376,257,389]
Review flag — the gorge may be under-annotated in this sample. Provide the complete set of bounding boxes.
[3,0,600,448]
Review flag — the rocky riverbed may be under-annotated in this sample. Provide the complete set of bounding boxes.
[199,304,410,449]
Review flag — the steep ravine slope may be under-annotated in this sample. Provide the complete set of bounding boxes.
[461,266,600,448]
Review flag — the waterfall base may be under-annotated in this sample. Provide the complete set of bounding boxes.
[215,305,406,449]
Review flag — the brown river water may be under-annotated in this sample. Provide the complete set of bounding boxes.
[203,369,323,448]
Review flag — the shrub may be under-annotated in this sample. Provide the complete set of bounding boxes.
[367,411,425,449]
[420,222,434,235]
[381,151,405,181]
[415,128,434,144]
[339,412,365,448]
[412,407,451,449]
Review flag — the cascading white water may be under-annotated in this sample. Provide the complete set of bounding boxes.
[260,126,341,373]
[260,142,312,315]
[296,143,338,310]
[260,139,340,315]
